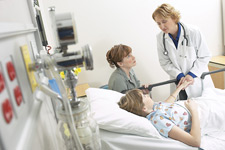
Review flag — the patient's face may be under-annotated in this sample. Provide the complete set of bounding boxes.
[142,94,154,114]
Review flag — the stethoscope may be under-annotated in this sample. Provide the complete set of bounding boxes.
[163,23,189,56]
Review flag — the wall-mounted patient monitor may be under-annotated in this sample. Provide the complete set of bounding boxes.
[55,13,78,51]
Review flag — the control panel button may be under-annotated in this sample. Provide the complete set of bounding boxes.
[2,99,13,124]
[6,61,16,81]
[0,72,5,93]
[14,86,23,106]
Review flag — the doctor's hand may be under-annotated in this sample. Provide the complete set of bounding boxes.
[177,75,194,90]
[183,75,194,85]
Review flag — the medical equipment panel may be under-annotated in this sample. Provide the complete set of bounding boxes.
[0,26,45,150]
[0,0,58,149]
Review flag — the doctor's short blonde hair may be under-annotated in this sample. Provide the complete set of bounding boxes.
[152,3,181,24]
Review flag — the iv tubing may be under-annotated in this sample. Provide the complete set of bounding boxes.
[44,56,84,150]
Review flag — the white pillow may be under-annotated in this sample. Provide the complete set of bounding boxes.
[86,88,161,138]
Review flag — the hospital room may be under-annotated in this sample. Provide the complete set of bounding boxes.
[1,0,225,150]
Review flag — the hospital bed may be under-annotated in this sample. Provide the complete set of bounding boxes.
[99,129,198,150]
[86,68,225,150]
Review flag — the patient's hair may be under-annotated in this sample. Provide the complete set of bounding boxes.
[106,44,132,68]
[118,89,146,117]
[152,3,181,24]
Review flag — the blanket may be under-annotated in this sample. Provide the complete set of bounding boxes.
[194,88,225,150]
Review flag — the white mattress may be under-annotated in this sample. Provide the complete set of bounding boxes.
[100,129,198,150]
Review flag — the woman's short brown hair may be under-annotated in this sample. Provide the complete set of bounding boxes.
[106,44,132,68]
[152,3,181,24]
[118,89,146,117]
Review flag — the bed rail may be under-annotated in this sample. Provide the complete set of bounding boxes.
[201,67,225,79]
[144,79,177,92]
[139,67,225,92]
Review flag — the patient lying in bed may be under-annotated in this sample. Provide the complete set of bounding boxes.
[118,81,225,148]
[86,84,225,150]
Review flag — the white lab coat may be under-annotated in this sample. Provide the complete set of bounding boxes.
[156,23,214,98]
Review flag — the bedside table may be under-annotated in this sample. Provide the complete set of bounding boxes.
[208,56,225,89]
[75,83,90,97]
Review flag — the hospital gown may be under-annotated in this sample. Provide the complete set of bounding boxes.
[146,102,192,137]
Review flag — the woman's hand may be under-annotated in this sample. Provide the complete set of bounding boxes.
[141,84,150,94]
[184,99,198,113]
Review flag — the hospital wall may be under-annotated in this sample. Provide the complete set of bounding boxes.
[41,0,224,101]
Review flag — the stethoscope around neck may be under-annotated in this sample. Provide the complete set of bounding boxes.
[163,23,189,56]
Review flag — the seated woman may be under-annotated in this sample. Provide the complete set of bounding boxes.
[106,44,149,94]
[118,81,202,147]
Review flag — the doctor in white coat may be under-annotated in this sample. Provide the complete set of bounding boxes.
[152,3,214,99]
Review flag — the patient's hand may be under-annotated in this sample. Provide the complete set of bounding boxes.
[180,80,191,89]
[184,99,198,114]
[177,76,193,90]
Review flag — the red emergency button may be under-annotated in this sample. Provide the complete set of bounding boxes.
[6,61,16,81]
[14,86,23,106]
[2,99,13,124]
[0,72,5,93]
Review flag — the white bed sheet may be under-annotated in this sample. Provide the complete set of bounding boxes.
[100,129,198,150]
[201,131,225,150]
